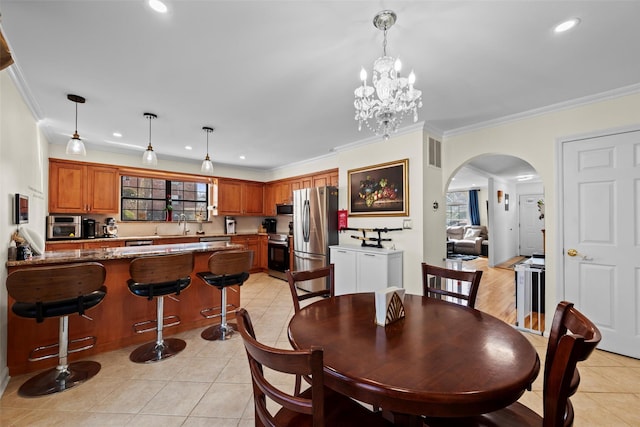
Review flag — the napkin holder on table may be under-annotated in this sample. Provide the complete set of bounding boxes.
[375,286,406,326]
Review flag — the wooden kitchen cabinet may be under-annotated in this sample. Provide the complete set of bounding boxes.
[275,181,292,204]
[218,179,264,216]
[45,241,83,251]
[230,235,261,272]
[264,184,276,216]
[82,240,124,249]
[259,235,268,270]
[49,160,118,214]
[313,173,330,187]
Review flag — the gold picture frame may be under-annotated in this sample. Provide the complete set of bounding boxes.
[348,159,409,216]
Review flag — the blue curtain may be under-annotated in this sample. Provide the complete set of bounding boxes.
[469,190,480,225]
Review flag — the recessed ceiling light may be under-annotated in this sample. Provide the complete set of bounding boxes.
[184,145,193,150]
[554,18,580,33]
[113,132,122,138]
[517,175,534,181]
[239,155,246,160]
[148,0,168,13]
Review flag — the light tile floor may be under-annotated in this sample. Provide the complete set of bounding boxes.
[1,273,639,426]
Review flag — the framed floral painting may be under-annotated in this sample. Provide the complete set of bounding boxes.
[348,159,409,216]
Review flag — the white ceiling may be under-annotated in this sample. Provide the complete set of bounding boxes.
[2,1,640,171]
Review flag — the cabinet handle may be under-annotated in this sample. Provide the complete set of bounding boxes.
[337,250,346,253]
[363,254,376,257]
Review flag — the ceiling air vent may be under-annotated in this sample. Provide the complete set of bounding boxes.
[428,137,441,168]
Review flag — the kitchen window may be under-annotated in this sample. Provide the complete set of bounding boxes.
[121,176,208,221]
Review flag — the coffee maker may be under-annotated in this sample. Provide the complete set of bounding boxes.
[224,216,236,234]
[82,218,96,239]
[263,218,277,234]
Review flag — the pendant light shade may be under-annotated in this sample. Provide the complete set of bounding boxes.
[142,112,158,166]
[65,94,87,156]
[201,126,214,175]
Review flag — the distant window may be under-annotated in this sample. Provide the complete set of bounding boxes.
[121,176,208,221]
[446,191,469,226]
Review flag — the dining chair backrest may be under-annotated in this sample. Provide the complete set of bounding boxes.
[286,264,335,313]
[236,308,326,427]
[421,263,483,308]
[542,301,601,427]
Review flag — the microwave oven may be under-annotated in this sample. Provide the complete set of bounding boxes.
[276,204,294,215]
[47,215,82,240]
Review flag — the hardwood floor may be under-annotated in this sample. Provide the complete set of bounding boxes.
[464,256,518,326]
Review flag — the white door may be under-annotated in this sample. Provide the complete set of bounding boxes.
[562,129,640,358]
[519,194,545,256]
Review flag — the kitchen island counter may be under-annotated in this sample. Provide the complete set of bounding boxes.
[7,241,243,267]
[6,241,246,375]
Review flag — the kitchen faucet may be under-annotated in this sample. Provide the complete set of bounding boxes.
[178,214,189,235]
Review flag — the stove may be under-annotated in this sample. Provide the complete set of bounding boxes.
[267,234,290,280]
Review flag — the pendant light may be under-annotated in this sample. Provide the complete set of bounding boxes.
[201,126,214,175]
[65,94,87,156]
[142,112,158,166]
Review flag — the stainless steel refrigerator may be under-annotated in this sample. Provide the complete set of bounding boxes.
[293,186,339,292]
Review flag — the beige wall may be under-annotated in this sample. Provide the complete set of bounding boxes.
[443,91,640,323]
[0,71,49,393]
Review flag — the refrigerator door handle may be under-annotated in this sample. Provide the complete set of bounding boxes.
[303,199,310,242]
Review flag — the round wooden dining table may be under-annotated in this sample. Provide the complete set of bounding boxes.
[288,293,540,425]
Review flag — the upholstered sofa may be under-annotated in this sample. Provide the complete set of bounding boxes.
[447,225,488,255]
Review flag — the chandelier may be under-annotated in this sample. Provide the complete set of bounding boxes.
[354,10,422,140]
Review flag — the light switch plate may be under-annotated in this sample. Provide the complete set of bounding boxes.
[403,219,412,229]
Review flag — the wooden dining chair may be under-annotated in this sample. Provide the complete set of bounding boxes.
[286,264,335,313]
[421,263,483,308]
[424,301,602,427]
[236,308,392,427]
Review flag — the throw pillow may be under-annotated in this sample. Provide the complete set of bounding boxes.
[464,228,481,239]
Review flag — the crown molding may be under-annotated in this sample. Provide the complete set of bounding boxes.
[444,83,640,138]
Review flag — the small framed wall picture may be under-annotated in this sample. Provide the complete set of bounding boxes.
[15,193,29,224]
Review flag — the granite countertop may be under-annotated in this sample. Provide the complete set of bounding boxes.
[44,232,268,244]
[7,241,245,268]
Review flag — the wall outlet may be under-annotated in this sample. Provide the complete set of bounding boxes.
[403,219,412,229]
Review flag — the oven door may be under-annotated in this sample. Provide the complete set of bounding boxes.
[268,242,290,280]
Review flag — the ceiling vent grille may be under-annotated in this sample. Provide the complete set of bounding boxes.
[428,137,441,168]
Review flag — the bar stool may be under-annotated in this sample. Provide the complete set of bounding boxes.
[6,262,107,397]
[127,252,194,363]
[197,250,253,340]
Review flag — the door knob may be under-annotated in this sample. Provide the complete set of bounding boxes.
[567,248,593,261]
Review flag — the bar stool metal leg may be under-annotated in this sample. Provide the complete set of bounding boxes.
[18,316,101,397]
[201,287,235,341]
[130,296,186,363]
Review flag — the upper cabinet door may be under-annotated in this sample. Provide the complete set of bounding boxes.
[218,180,243,215]
[87,166,119,213]
[49,161,86,213]
[243,182,264,215]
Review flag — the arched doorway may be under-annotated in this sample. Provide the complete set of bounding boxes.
[445,154,545,331]
[446,154,544,266]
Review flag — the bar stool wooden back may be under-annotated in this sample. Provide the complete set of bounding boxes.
[197,250,253,340]
[6,262,107,397]
[127,252,194,363]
